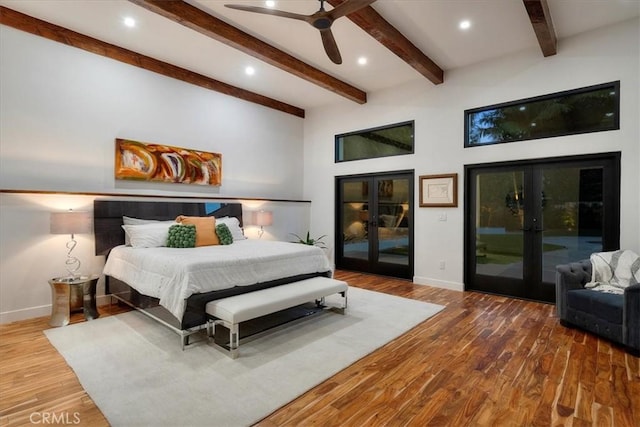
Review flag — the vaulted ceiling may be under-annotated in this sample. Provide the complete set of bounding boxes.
[1,0,638,118]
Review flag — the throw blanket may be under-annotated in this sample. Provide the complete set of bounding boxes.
[585,249,640,294]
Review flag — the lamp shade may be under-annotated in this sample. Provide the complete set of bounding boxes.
[255,210,273,227]
[50,211,92,235]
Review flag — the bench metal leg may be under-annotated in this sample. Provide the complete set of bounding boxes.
[209,319,240,359]
[334,290,347,314]
[315,291,347,314]
[229,323,239,359]
[181,334,188,351]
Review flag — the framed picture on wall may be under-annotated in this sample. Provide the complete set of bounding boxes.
[419,173,458,207]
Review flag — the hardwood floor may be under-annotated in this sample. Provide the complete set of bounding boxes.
[1,271,638,426]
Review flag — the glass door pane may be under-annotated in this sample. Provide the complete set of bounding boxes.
[475,170,526,280]
[376,178,410,266]
[342,179,370,261]
[540,167,604,284]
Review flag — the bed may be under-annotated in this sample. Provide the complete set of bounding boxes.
[94,200,332,344]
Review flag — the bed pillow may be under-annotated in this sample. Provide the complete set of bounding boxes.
[123,216,157,225]
[215,223,233,245]
[121,222,175,248]
[216,216,246,240]
[175,215,219,247]
[122,217,174,246]
[167,224,196,248]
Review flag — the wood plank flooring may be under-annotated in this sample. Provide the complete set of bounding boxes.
[1,271,638,426]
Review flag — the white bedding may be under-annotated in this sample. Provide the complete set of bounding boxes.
[103,240,332,320]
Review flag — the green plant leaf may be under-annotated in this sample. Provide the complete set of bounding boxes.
[289,231,327,247]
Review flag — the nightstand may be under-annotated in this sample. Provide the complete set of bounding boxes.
[48,275,100,327]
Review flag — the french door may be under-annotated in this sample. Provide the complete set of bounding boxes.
[336,171,414,279]
[465,153,620,303]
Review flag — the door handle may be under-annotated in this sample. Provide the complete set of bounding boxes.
[534,227,545,232]
[519,227,531,232]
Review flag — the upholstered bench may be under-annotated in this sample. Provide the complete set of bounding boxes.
[205,277,348,358]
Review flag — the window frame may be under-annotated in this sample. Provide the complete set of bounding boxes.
[464,81,620,148]
[335,120,415,163]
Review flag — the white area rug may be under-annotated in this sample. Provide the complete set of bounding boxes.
[45,287,443,427]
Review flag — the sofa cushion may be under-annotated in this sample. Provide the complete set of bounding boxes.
[567,289,623,324]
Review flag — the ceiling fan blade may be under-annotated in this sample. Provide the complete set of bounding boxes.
[225,4,309,22]
[320,29,342,64]
[328,0,377,20]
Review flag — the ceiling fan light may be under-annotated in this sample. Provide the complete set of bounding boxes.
[245,66,256,75]
[265,1,275,8]
[357,56,368,65]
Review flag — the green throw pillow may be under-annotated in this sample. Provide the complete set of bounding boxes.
[167,224,196,248]
[216,223,233,245]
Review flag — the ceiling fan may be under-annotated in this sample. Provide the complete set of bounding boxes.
[225,0,377,64]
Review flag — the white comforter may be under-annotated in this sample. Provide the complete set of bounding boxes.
[103,240,332,320]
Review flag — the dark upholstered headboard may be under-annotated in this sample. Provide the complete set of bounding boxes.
[94,200,243,256]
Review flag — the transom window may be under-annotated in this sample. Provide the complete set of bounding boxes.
[465,81,620,147]
[335,121,414,162]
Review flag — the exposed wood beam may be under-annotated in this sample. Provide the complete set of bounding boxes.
[129,0,367,104]
[523,0,557,57]
[0,6,305,118]
[327,0,444,85]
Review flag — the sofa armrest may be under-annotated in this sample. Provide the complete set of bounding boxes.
[555,260,592,319]
[623,283,640,352]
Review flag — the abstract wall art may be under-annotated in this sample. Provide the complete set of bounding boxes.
[115,139,222,186]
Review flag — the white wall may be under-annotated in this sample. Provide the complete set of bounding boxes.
[0,26,305,199]
[304,18,640,290]
[0,27,311,323]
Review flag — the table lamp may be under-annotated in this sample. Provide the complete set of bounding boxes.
[255,210,273,239]
[50,209,92,277]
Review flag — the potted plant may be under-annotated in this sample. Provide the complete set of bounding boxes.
[290,231,327,248]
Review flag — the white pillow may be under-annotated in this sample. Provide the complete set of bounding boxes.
[123,216,158,225]
[121,222,176,248]
[216,216,246,240]
[122,217,174,245]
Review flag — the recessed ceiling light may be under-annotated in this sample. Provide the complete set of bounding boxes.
[245,66,256,76]
[265,1,276,7]
[459,20,471,30]
[357,56,368,66]
[123,17,136,28]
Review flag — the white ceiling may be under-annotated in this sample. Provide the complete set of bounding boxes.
[2,0,639,111]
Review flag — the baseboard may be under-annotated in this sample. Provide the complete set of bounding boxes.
[0,295,113,325]
[413,276,464,292]
[0,304,51,324]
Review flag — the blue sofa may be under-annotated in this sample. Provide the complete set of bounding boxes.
[556,260,640,356]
